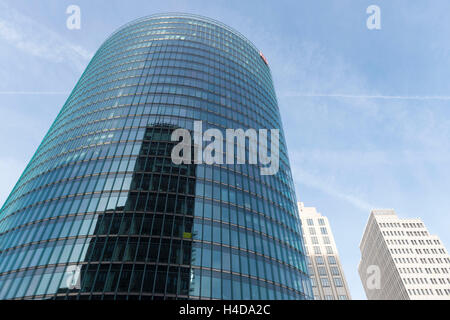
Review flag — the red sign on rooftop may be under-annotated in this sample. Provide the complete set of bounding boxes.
[259,51,269,66]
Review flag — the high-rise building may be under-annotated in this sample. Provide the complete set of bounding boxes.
[359,209,450,300]
[0,14,312,300]
[297,202,351,300]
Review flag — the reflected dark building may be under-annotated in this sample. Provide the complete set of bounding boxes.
[0,14,312,300]
[62,125,196,299]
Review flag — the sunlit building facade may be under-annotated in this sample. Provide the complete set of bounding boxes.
[359,209,450,300]
[0,14,312,300]
[298,202,351,300]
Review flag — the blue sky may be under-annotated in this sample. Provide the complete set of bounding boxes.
[1,0,450,300]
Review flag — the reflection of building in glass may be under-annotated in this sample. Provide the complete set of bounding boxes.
[0,14,311,300]
[65,125,196,299]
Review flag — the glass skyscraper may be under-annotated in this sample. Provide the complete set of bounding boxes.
[0,13,312,300]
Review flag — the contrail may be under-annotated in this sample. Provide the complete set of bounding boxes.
[284,93,450,101]
[0,91,70,95]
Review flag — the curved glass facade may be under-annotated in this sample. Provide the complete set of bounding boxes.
[0,13,312,300]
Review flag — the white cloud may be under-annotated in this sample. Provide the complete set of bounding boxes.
[0,1,92,72]
[290,162,375,212]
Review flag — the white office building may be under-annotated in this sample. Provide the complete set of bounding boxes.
[359,209,450,300]
[298,202,351,300]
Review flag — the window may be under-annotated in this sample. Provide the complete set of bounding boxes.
[312,237,319,244]
[318,267,327,276]
[318,219,325,226]
[320,227,328,235]
[309,227,316,235]
[333,278,343,287]
[339,295,348,300]
[328,256,337,264]
[307,219,314,226]
[326,246,333,254]
[315,256,324,265]
[314,246,321,254]
[320,278,330,287]
[330,266,340,276]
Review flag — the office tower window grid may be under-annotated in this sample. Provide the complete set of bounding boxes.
[298,202,351,300]
[0,14,312,300]
[359,210,450,300]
